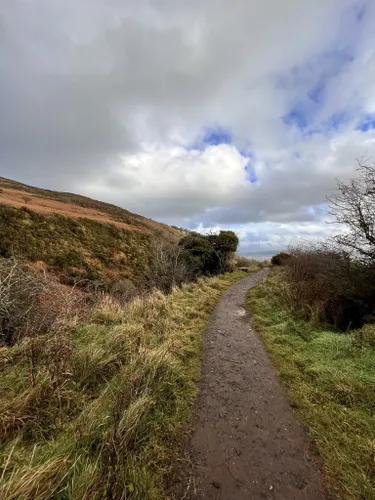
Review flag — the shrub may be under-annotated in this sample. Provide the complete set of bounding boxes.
[271,252,292,266]
[281,243,375,330]
[0,258,46,345]
[146,243,191,294]
[110,279,138,304]
[179,231,239,278]
[0,258,86,345]
[53,249,86,269]
[179,234,217,276]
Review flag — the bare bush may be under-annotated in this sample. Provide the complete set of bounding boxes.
[147,242,191,294]
[110,279,138,304]
[282,242,375,330]
[0,258,87,345]
[0,258,46,345]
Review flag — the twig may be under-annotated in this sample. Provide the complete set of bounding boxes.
[180,475,192,500]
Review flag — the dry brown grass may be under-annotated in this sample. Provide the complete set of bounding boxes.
[0,271,246,499]
[0,188,144,233]
[0,177,180,242]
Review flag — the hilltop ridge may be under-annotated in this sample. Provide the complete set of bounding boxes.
[0,177,181,286]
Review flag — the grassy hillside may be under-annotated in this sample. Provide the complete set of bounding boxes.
[248,270,375,500]
[0,271,246,500]
[0,177,178,236]
[0,178,181,286]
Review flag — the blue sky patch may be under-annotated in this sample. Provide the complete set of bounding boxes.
[356,114,375,132]
[188,127,232,151]
[283,108,309,129]
[245,163,258,184]
[307,81,325,105]
[203,128,232,146]
[281,45,355,135]
[325,110,349,131]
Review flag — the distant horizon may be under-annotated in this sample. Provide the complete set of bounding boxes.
[245,250,280,257]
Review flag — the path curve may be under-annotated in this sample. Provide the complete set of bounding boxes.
[173,269,327,500]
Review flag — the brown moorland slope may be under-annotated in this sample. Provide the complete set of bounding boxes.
[0,177,181,286]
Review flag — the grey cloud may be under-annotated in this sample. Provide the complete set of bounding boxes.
[0,0,371,246]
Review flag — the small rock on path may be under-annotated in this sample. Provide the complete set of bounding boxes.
[172,269,328,500]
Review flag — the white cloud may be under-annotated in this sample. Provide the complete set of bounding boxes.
[1,0,375,251]
[83,144,248,219]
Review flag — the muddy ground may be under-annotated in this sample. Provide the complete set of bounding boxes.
[171,269,328,500]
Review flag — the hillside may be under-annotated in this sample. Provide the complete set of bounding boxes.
[0,177,181,286]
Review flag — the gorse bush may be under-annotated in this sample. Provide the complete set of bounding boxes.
[271,252,292,266]
[179,230,239,277]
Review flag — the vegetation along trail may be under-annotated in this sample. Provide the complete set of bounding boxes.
[174,269,328,500]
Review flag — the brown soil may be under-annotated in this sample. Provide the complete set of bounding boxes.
[171,269,328,500]
[0,188,144,232]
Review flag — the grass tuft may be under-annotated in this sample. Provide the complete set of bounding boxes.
[0,271,247,499]
[247,270,375,500]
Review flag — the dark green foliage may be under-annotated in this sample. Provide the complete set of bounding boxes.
[53,250,85,269]
[179,231,239,277]
[179,234,218,276]
[208,230,239,253]
[271,252,292,266]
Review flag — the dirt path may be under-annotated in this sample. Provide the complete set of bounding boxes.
[172,269,328,500]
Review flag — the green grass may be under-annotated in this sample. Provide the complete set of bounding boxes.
[0,205,160,285]
[247,271,375,500]
[0,271,247,499]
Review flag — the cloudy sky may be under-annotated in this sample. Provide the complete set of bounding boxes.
[1,0,375,255]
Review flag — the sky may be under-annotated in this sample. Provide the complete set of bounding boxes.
[1,1,375,256]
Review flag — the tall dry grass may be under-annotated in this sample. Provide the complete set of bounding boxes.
[0,270,246,499]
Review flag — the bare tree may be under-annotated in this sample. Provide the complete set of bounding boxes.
[327,159,375,262]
